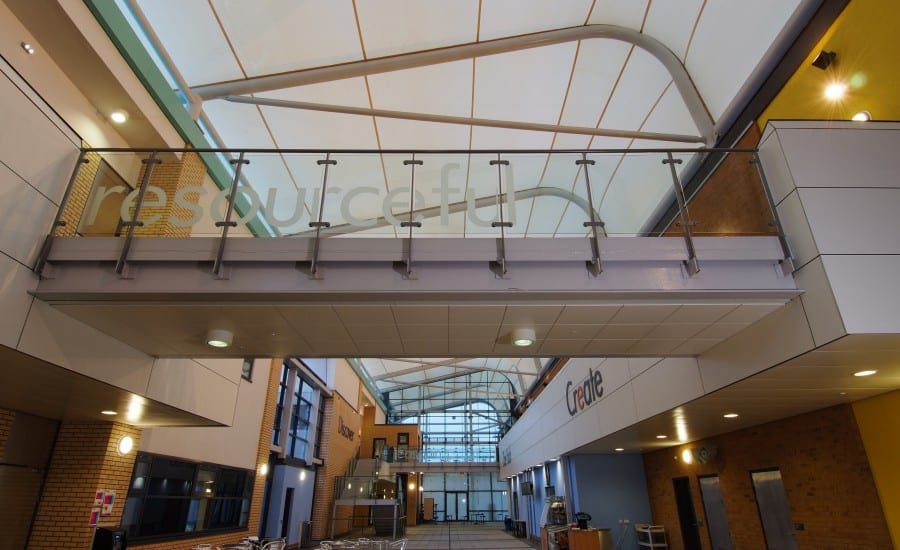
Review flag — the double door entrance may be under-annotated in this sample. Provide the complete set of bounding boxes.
[445,492,468,522]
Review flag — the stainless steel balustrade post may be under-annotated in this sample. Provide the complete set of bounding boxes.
[34,151,89,277]
[213,152,250,278]
[489,155,513,277]
[664,151,700,276]
[396,154,423,278]
[115,151,162,276]
[751,151,795,275]
[576,153,604,276]
[308,154,336,278]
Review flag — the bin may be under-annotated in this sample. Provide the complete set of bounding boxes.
[504,517,512,532]
[298,520,312,547]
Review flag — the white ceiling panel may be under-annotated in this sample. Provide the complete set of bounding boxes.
[598,47,673,132]
[470,127,555,150]
[641,0,704,60]
[559,39,633,127]
[135,0,244,86]
[368,61,473,116]
[260,107,377,149]
[479,0,594,41]
[639,83,700,138]
[474,44,577,123]
[202,100,275,148]
[375,119,471,150]
[355,0,479,58]
[586,0,648,29]
[687,0,803,119]
[212,0,361,76]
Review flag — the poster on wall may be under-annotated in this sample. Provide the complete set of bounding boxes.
[93,490,105,507]
[88,508,101,526]
[101,491,116,516]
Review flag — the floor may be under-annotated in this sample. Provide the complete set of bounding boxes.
[401,523,537,550]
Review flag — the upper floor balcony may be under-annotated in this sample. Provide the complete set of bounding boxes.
[30,146,798,359]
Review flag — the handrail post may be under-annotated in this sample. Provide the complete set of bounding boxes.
[396,154,423,278]
[663,152,700,276]
[751,152,795,275]
[576,153,604,276]
[212,152,249,278]
[115,151,162,276]
[34,151,90,277]
[308,154,336,278]
[489,155,513,277]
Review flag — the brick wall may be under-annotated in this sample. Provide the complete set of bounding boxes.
[57,148,207,239]
[0,407,14,456]
[663,124,776,237]
[643,404,891,550]
[27,421,141,549]
[310,393,362,541]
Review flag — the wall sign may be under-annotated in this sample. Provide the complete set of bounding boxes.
[337,416,355,441]
[565,367,604,417]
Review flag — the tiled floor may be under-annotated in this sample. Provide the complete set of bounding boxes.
[402,523,537,550]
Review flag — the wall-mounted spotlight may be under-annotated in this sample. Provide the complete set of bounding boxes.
[21,42,35,55]
[206,328,233,348]
[812,50,836,70]
[117,435,135,456]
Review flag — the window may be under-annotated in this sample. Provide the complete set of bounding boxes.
[273,359,324,462]
[241,358,254,381]
[121,453,253,542]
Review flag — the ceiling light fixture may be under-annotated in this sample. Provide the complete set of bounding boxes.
[110,110,129,124]
[614,448,625,452]
[681,449,694,464]
[101,410,117,416]
[852,111,872,122]
[206,328,233,348]
[811,50,836,70]
[824,82,848,101]
[723,413,739,418]
[854,369,877,377]
[21,42,35,55]
[655,434,668,439]
[512,328,535,347]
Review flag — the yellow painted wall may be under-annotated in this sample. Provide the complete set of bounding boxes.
[853,389,900,547]
[761,0,900,126]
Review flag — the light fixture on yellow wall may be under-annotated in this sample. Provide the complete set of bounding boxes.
[852,111,872,122]
[812,50,837,70]
[824,82,848,101]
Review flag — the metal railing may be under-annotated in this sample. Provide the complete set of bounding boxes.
[377,447,497,464]
[34,147,793,279]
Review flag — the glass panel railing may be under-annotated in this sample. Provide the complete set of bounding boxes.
[333,476,398,501]
[45,147,786,248]
[377,446,498,464]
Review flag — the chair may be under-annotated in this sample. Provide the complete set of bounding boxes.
[260,539,286,550]
[387,539,407,550]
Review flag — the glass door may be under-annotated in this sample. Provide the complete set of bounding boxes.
[445,492,468,522]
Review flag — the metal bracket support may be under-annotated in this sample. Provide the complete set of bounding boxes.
[663,154,700,277]
[489,157,512,277]
[577,156,604,276]
[397,156,424,278]
[213,154,250,279]
[307,156,337,279]
[116,153,161,277]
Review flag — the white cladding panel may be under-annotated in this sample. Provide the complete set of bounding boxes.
[500,356,703,476]
[140,358,270,470]
[146,358,240,426]
[19,300,154,395]
[822,255,900,335]
[0,256,37,349]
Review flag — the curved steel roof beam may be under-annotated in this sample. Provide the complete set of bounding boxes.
[192,24,715,145]
[284,184,607,238]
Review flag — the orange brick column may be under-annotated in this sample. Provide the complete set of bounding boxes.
[27,422,141,550]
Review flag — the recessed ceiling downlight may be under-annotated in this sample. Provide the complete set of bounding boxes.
[655,434,668,439]
[206,329,233,348]
[110,110,129,124]
[723,413,739,418]
[854,369,877,377]
[101,410,117,416]
[512,328,535,347]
